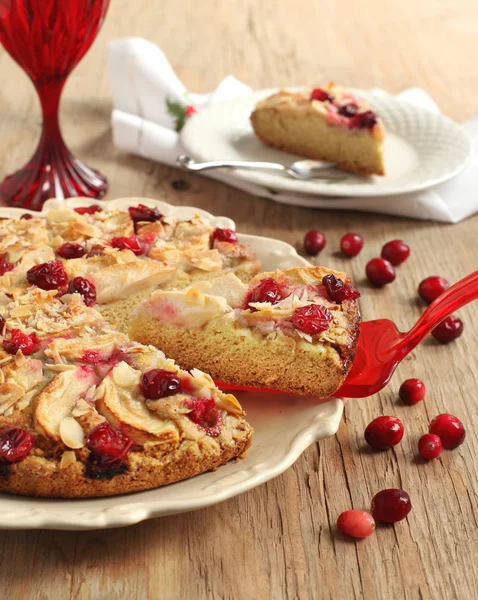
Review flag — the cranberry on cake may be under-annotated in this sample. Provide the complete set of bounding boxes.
[250,85,385,176]
[129,266,361,398]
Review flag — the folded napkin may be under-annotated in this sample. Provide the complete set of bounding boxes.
[107,37,478,223]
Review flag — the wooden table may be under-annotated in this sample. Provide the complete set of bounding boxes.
[1,1,478,598]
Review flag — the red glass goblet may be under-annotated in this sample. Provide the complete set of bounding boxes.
[0,0,110,210]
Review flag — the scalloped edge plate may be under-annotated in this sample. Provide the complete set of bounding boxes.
[0,197,344,530]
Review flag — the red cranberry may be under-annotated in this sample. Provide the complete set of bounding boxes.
[292,304,333,335]
[366,257,395,286]
[26,259,68,291]
[140,369,182,399]
[186,398,222,437]
[337,510,376,539]
[399,378,426,405]
[371,489,411,523]
[309,88,334,102]
[350,110,378,129]
[86,422,132,462]
[211,227,238,245]
[0,428,34,464]
[429,414,466,449]
[0,254,14,276]
[57,242,86,259]
[418,276,449,304]
[365,416,404,450]
[2,329,39,355]
[74,205,102,215]
[418,433,442,460]
[0,315,4,334]
[128,203,162,222]
[432,315,463,343]
[340,233,363,257]
[322,274,360,303]
[248,278,289,306]
[304,230,326,255]
[381,240,410,266]
[111,235,143,255]
[338,103,359,117]
[20,213,33,220]
[185,104,197,116]
[68,277,96,307]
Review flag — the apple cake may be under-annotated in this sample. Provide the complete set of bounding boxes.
[250,85,385,176]
[129,266,361,398]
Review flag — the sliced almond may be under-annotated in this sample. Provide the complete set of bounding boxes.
[0,382,25,415]
[59,450,77,469]
[59,417,85,449]
[112,361,140,388]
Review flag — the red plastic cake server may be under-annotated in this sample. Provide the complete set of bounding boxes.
[218,270,478,399]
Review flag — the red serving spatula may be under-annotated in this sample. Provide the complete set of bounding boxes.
[217,270,478,399]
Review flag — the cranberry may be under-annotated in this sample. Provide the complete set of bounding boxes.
[74,205,102,215]
[68,277,96,307]
[291,304,333,334]
[20,213,33,220]
[337,510,376,539]
[309,88,334,102]
[2,329,39,355]
[322,274,360,303]
[186,398,222,437]
[366,257,395,286]
[111,235,143,255]
[365,416,404,450]
[429,414,466,449]
[381,240,410,266]
[418,276,449,304]
[399,378,426,405]
[26,259,68,291]
[211,227,238,245]
[185,104,197,116]
[338,102,359,117]
[0,428,34,464]
[86,422,132,462]
[350,110,378,129]
[432,315,463,343]
[0,315,4,334]
[340,233,363,257]
[304,230,326,255]
[371,489,411,523]
[418,433,442,460]
[128,203,162,223]
[0,254,14,276]
[140,369,182,399]
[248,278,289,306]
[57,242,86,259]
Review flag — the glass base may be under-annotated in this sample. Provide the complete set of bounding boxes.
[0,143,108,211]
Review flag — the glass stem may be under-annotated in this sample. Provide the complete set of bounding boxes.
[36,79,67,149]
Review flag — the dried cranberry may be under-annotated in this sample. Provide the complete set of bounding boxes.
[2,329,39,355]
[429,414,466,449]
[68,277,96,307]
[111,235,143,255]
[86,422,132,462]
[128,203,162,223]
[371,489,411,523]
[20,213,33,220]
[337,510,376,539]
[399,378,426,405]
[0,254,14,276]
[350,110,378,129]
[26,259,68,291]
[0,315,5,334]
[338,103,359,117]
[0,428,34,464]
[432,315,463,343]
[211,227,238,245]
[309,88,334,102]
[248,278,289,306]
[366,258,395,286]
[381,240,410,266]
[418,434,442,460]
[292,304,333,335]
[365,416,404,450]
[322,274,360,303]
[340,233,363,257]
[304,230,326,256]
[140,369,182,399]
[418,276,449,304]
[186,398,222,437]
[57,242,86,259]
[74,205,102,215]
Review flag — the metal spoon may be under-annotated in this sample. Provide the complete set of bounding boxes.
[177,154,346,182]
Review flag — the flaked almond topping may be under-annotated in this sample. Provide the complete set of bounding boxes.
[59,450,77,469]
[45,363,77,372]
[59,417,85,449]
[71,398,91,417]
[112,361,140,388]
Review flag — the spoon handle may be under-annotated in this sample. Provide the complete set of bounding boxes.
[177,154,287,174]
[400,270,478,352]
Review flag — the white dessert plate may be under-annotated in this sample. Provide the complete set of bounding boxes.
[181,89,472,198]
[0,197,344,530]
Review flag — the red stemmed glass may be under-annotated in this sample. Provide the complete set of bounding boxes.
[0,0,110,210]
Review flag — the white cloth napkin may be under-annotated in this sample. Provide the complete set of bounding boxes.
[107,37,478,223]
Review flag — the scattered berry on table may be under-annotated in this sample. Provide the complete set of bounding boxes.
[337,510,376,539]
[371,489,411,523]
[399,378,426,405]
[418,434,442,460]
[429,414,466,450]
[365,416,404,450]
[381,239,410,265]
[340,233,363,257]
[304,230,326,256]
[418,276,449,304]
[431,315,463,343]
[366,257,395,286]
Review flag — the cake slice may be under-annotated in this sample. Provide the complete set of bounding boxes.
[250,85,385,176]
[129,267,361,398]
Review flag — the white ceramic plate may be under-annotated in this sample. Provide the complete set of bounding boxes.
[0,197,344,530]
[181,90,472,197]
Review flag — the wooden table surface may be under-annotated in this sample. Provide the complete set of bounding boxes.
[1,1,478,598]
